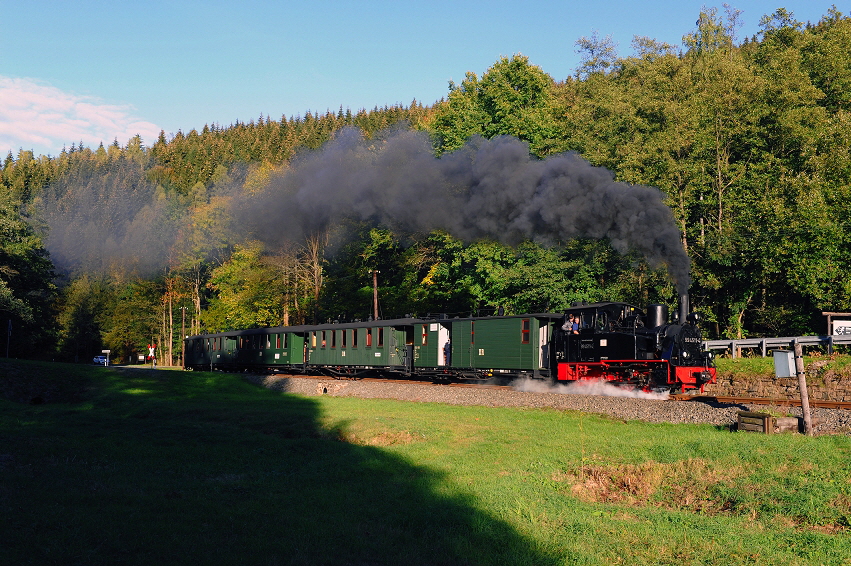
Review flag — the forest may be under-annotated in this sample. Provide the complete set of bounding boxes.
[1,6,849,365]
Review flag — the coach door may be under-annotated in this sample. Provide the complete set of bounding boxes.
[539,322,549,369]
[437,323,450,366]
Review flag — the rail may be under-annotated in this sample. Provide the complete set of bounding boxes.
[702,335,851,358]
[672,394,851,410]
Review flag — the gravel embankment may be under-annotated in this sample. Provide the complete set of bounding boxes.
[246,375,851,436]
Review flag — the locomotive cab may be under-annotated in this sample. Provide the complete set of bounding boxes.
[555,302,652,363]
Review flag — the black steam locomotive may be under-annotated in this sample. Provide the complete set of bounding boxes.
[552,301,715,391]
[184,299,716,393]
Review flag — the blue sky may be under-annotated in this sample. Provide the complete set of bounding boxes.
[1,0,840,158]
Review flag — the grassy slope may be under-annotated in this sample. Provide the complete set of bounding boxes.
[1,360,849,565]
[715,353,851,382]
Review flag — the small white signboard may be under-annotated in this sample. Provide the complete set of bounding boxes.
[833,319,851,336]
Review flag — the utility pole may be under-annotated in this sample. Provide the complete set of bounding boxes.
[181,306,187,369]
[372,270,380,320]
[793,340,813,436]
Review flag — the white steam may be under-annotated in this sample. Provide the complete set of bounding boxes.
[512,378,670,400]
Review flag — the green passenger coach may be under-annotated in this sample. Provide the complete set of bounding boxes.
[305,319,416,376]
[184,314,562,381]
[414,315,561,379]
[184,326,310,372]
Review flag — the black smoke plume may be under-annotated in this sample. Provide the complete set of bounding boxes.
[239,127,690,293]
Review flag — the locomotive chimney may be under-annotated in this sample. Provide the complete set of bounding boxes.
[679,293,689,325]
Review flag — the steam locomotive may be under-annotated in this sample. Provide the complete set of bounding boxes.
[184,298,716,393]
[551,300,715,391]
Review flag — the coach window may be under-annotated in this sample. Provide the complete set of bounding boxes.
[378,328,384,348]
[311,332,317,348]
[521,319,530,344]
[352,329,358,348]
[366,328,373,347]
[331,330,337,348]
[342,329,347,348]
[321,330,327,348]
[421,325,427,346]
[275,334,281,349]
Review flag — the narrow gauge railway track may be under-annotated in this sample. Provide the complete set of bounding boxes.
[267,374,851,408]
[671,394,851,410]
[248,374,851,434]
[315,375,516,390]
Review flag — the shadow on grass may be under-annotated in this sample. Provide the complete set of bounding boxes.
[0,364,556,566]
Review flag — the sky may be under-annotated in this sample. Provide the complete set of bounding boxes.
[0,0,841,159]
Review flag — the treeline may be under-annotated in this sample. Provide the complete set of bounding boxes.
[1,6,849,364]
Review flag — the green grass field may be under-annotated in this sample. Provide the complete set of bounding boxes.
[1,360,850,565]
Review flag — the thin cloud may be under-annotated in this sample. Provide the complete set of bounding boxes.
[0,76,162,158]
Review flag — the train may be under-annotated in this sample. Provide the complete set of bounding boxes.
[183,298,717,393]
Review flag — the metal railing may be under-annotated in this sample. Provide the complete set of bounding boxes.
[703,335,851,358]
